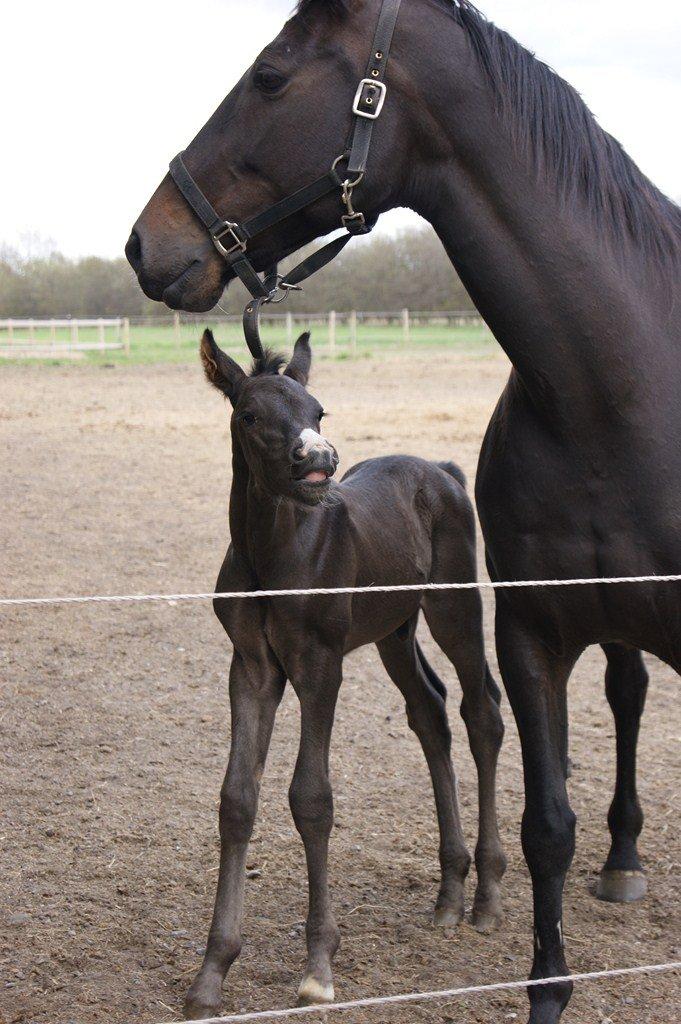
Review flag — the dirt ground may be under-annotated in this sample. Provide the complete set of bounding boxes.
[1,349,679,1024]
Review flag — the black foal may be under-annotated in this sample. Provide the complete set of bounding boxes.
[185,331,505,1019]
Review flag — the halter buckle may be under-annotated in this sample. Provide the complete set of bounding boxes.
[212,222,248,258]
[352,79,387,120]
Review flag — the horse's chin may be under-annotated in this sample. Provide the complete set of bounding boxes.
[161,262,228,312]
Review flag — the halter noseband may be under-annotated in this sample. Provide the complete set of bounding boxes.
[168,0,403,359]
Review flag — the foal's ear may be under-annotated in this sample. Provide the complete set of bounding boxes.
[284,332,312,386]
[200,330,246,404]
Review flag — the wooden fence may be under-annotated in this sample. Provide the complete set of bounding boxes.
[0,318,130,357]
[161,308,484,353]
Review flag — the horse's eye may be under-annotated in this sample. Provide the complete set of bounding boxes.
[241,412,257,426]
[253,67,287,95]
[318,410,326,421]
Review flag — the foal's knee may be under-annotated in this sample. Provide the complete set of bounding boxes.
[460,692,504,751]
[219,782,257,844]
[289,775,333,835]
[406,694,451,749]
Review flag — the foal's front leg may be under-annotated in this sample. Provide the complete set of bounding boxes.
[185,651,285,1020]
[288,649,343,1006]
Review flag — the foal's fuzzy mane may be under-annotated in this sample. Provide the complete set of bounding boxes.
[250,348,287,377]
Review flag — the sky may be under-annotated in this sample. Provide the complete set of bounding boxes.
[2,0,680,259]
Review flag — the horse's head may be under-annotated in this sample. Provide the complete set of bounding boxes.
[126,0,411,312]
[201,329,338,505]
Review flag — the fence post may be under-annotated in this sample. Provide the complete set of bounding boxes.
[28,319,35,345]
[50,319,57,356]
[328,310,336,354]
[123,318,131,356]
[70,320,79,348]
[98,318,105,351]
[7,319,13,343]
[286,311,293,346]
[349,310,357,355]
[173,311,181,345]
[402,308,410,346]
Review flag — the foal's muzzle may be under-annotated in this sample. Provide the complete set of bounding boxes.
[291,446,339,484]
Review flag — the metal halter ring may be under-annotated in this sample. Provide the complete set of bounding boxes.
[264,279,303,305]
[331,154,364,191]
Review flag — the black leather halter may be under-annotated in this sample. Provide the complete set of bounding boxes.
[168,0,403,359]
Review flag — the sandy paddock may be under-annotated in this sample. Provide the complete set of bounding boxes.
[1,350,678,1024]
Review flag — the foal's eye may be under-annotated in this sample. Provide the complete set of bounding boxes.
[318,410,326,421]
[241,412,257,426]
[253,66,287,95]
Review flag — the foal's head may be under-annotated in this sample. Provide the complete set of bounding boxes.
[201,330,338,506]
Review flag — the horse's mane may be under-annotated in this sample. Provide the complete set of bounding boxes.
[296,0,348,21]
[298,0,681,262]
[446,2,681,262]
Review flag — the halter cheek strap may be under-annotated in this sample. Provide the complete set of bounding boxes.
[168,0,403,359]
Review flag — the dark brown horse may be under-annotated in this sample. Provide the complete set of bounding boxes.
[187,328,504,1018]
[127,2,681,1021]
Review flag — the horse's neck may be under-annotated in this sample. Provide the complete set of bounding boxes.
[411,53,678,416]
[425,168,644,410]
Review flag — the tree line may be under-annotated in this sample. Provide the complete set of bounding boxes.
[0,227,475,317]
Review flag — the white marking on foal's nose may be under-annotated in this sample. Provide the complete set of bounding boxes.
[299,427,331,456]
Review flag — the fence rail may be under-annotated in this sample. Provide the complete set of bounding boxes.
[0,311,488,359]
[0,317,130,357]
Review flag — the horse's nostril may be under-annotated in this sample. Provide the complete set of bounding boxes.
[125,229,143,272]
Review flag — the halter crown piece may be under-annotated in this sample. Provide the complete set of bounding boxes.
[168,0,403,359]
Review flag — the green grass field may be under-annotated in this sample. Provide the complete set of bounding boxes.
[0,319,496,367]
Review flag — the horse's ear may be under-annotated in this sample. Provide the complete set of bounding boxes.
[284,332,312,386]
[200,330,246,404]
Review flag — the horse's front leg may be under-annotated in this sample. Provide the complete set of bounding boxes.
[288,648,343,1006]
[184,650,285,1020]
[496,604,583,1024]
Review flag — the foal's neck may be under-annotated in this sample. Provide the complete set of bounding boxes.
[229,431,305,573]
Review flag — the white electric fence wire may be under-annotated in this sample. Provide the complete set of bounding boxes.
[1,573,681,608]
[170,960,680,1024]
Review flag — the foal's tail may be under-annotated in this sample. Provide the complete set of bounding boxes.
[415,639,448,702]
[436,461,467,491]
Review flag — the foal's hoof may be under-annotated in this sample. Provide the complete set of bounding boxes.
[297,975,335,1006]
[184,994,221,1021]
[597,869,647,903]
[184,973,222,1020]
[433,903,464,932]
[471,906,502,935]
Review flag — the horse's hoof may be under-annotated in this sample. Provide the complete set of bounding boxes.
[597,869,647,903]
[433,903,464,931]
[297,975,335,1006]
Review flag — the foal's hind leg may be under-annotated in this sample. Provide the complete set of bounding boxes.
[597,644,649,903]
[423,592,506,932]
[377,622,471,930]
